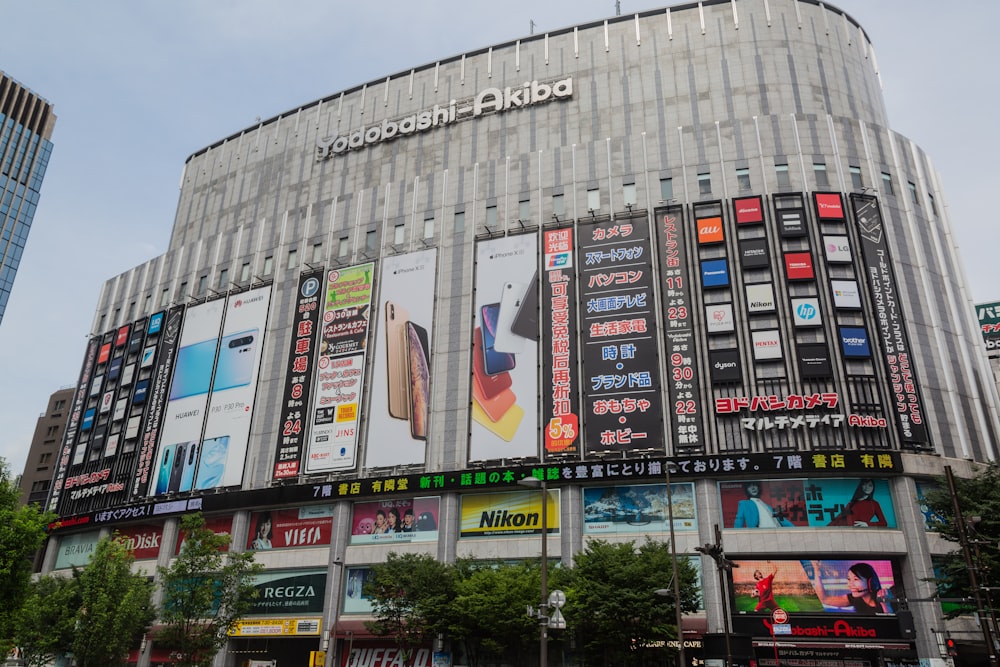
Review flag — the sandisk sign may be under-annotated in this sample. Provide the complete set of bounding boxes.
[317,77,573,158]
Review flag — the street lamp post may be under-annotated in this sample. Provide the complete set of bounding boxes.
[519,476,549,667]
[695,524,737,667]
[665,462,686,667]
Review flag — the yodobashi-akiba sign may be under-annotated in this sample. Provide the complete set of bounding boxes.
[316,78,573,159]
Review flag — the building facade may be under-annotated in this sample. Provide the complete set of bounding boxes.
[42,1,1000,666]
[18,387,74,507]
[0,71,55,326]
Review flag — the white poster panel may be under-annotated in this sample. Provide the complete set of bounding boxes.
[366,250,437,467]
[470,235,539,460]
[306,264,375,472]
[148,299,225,497]
[705,303,735,334]
[792,298,823,327]
[197,286,272,490]
[752,329,783,360]
[823,235,852,263]
[745,283,775,313]
[831,279,862,309]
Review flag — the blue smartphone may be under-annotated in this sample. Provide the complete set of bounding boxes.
[480,303,516,375]
[169,337,219,401]
[178,441,198,492]
[155,444,175,495]
[167,442,187,492]
[212,329,258,392]
[194,436,230,490]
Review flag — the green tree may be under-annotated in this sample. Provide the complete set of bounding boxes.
[922,464,1000,617]
[561,538,700,667]
[71,535,155,667]
[0,457,53,656]
[157,513,263,667]
[449,559,539,667]
[13,573,79,667]
[365,552,456,664]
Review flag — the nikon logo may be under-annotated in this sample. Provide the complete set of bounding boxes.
[317,78,573,159]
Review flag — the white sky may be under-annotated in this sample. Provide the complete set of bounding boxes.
[1,1,997,473]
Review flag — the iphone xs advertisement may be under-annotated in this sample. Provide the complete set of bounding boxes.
[366,249,436,468]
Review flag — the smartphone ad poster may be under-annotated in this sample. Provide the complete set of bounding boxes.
[366,249,436,468]
[149,299,225,496]
[198,286,272,490]
[306,264,374,472]
[470,235,539,461]
[459,489,559,538]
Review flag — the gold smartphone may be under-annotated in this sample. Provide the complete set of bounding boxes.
[385,301,409,420]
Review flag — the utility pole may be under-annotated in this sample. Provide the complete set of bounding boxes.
[695,524,738,666]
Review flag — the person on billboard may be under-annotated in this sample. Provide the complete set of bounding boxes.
[251,511,272,549]
[734,482,793,528]
[751,561,780,612]
[810,561,891,614]
[387,507,402,532]
[373,509,391,534]
[401,508,417,532]
[828,479,888,527]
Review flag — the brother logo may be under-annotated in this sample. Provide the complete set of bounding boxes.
[843,337,866,346]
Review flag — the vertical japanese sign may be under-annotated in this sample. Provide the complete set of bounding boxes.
[48,337,100,512]
[542,229,579,454]
[579,216,663,453]
[655,206,705,454]
[851,195,929,445]
[306,264,374,472]
[469,234,539,461]
[273,272,323,479]
[132,306,184,498]
[366,249,437,468]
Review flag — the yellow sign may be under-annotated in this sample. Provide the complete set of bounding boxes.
[229,617,322,637]
[460,490,560,537]
[310,650,327,666]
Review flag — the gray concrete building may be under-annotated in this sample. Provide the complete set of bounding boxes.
[42,2,998,666]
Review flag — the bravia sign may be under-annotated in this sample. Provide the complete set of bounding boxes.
[317,78,573,158]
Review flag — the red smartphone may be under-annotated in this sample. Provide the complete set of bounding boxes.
[473,327,512,399]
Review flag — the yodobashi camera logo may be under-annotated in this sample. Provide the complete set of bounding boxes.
[796,302,818,321]
[301,277,320,298]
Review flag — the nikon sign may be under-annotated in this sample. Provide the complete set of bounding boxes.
[316,77,573,159]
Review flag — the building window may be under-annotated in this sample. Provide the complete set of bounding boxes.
[338,237,349,257]
[454,211,465,232]
[423,216,435,239]
[178,282,188,300]
[144,294,152,313]
[850,165,863,190]
[45,425,58,437]
[552,194,565,218]
[929,193,938,217]
[263,256,273,276]
[735,168,751,192]
[659,177,673,201]
[697,173,711,196]
[240,262,251,282]
[881,172,894,196]
[218,268,228,289]
[518,198,531,221]
[196,276,207,296]
[287,248,298,270]
[365,230,377,252]
[312,243,323,263]
[394,223,405,246]
[775,164,790,188]
[813,163,829,188]
[31,480,50,493]
[622,183,637,207]
[160,288,170,307]
[587,188,601,212]
[39,452,52,465]
[485,205,497,229]
[53,399,66,412]
[908,181,920,207]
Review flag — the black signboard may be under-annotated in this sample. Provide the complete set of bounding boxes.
[578,215,663,453]
[851,195,930,445]
[49,338,100,512]
[738,237,770,269]
[249,571,327,615]
[777,208,807,237]
[709,349,742,384]
[273,272,323,479]
[798,343,833,378]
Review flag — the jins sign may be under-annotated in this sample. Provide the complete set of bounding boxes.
[317,77,573,158]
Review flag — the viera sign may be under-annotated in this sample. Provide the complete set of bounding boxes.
[316,77,573,159]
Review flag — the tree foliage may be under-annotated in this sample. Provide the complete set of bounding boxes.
[157,513,263,667]
[365,552,456,663]
[561,539,700,667]
[0,457,53,656]
[13,573,79,667]
[71,535,156,667]
[922,464,1000,617]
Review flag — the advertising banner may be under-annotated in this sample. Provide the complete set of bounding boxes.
[719,478,896,529]
[306,264,375,472]
[751,330,782,361]
[776,208,807,237]
[273,273,323,479]
[148,300,225,496]
[198,286,272,490]
[116,522,165,560]
[851,195,929,444]
[247,506,334,550]
[470,235,539,460]
[229,618,322,637]
[976,300,1000,343]
[54,530,102,569]
[247,569,327,615]
[366,250,437,467]
[697,215,724,245]
[349,496,440,544]
[583,482,696,534]
[746,283,776,313]
[459,489,559,538]
[701,258,730,288]
[654,206,704,454]
[814,192,845,221]
[705,303,735,334]
[733,196,764,225]
[739,237,770,269]
[175,514,232,554]
[823,235,852,263]
[709,349,742,384]
[784,252,815,281]
[343,567,376,614]
[132,306,184,499]
[580,216,663,453]
[542,228,580,454]
[791,298,822,328]
[797,344,833,378]
[48,337,100,512]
